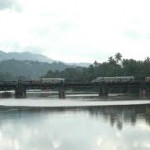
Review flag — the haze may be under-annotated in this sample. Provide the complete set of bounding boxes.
[0,0,150,63]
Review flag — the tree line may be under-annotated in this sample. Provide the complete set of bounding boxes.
[44,53,150,82]
[0,59,72,81]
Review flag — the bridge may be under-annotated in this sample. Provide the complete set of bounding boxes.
[0,80,150,98]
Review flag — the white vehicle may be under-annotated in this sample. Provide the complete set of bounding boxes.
[115,76,134,82]
[92,76,134,83]
[41,78,65,83]
[92,77,116,83]
[145,77,150,82]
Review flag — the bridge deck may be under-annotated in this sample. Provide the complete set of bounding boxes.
[0,81,150,91]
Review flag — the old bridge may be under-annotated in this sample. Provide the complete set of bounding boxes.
[0,80,150,98]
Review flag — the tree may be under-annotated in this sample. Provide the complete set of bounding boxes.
[115,52,122,63]
[108,56,116,65]
[144,57,150,63]
[94,60,99,67]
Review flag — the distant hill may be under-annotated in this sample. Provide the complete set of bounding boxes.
[0,50,54,63]
[0,59,72,80]
[0,50,91,67]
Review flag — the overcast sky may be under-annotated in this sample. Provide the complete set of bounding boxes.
[0,0,150,63]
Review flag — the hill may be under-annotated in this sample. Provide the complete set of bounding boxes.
[0,50,54,63]
[0,59,72,80]
[0,50,91,67]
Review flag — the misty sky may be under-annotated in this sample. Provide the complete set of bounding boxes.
[0,0,150,63]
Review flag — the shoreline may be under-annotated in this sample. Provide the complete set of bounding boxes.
[0,99,150,108]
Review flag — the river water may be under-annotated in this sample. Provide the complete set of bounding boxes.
[0,91,150,150]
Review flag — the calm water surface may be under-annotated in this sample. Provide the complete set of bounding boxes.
[0,91,150,150]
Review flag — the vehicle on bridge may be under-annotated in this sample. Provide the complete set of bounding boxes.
[91,76,134,83]
[145,77,150,82]
[41,78,65,83]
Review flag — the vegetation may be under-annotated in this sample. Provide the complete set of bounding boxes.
[45,53,150,82]
[0,53,150,82]
[0,59,73,80]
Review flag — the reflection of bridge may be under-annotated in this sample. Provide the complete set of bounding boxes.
[0,81,150,98]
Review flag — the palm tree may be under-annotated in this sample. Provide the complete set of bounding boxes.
[115,52,122,63]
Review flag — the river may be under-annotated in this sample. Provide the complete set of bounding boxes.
[0,90,150,150]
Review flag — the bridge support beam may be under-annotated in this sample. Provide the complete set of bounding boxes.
[59,89,65,99]
[15,83,26,98]
[99,84,108,96]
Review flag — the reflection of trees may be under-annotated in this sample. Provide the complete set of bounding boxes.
[0,105,150,131]
[87,105,150,130]
[145,105,150,125]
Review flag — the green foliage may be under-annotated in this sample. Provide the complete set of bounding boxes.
[1,52,150,82]
[45,53,150,82]
[0,72,15,81]
[0,59,72,80]
[115,52,122,63]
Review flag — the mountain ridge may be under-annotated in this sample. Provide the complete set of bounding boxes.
[0,59,73,80]
[0,50,54,63]
[0,50,91,67]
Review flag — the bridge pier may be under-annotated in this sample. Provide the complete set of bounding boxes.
[139,83,147,97]
[15,82,26,98]
[59,89,65,99]
[99,84,108,96]
[139,88,146,97]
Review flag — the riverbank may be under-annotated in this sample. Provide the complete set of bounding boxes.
[0,99,150,108]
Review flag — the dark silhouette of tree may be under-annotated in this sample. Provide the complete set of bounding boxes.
[94,60,99,67]
[145,57,150,63]
[108,56,116,65]
[115,52,122,63]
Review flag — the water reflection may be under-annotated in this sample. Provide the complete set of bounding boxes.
[87,105,150,130]
[0,105,150,150]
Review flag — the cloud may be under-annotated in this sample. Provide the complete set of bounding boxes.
[0,0,150,62]
[123,30,150,40]
[0,0,21,11]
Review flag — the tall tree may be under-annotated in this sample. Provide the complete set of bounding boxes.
[115,52,122,63]
[94,60,99,67]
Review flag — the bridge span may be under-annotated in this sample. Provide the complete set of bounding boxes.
[0,81,150,98]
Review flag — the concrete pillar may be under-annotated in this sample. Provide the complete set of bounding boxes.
[99,84,108,96]
[139,88,146,97]
[15,84,26,98]
[139,82,147,97]
[59,89,65,99]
